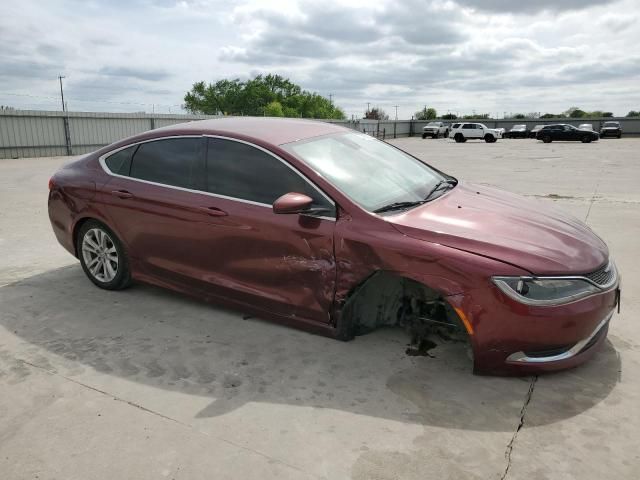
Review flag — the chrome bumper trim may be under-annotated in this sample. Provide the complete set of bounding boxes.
[506,313,612,364]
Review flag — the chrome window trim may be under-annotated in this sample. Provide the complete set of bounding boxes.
[98,134,336,222]
[492,261,618,306]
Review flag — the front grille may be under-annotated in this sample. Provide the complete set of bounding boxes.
[584,262,616,287]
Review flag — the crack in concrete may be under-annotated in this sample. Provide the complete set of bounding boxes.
[500,375,538,480]
[16,358,321,480]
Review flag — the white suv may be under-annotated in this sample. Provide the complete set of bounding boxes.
[451,122,501,143]
[421,122,450,139]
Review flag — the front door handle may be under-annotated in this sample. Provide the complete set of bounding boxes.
[197,206,228,217]
[111,190,133,199]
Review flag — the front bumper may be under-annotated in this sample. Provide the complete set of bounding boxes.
[449,281,619,375]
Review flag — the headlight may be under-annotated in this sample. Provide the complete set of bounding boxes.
[492,276,601,306]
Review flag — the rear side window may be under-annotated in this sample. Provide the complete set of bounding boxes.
[462,124,473,129]
[206,138,334,214]
[452,123,461,128]
[130,137,205,190]
[105,145,136,175]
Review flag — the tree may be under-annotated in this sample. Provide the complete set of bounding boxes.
[540,113,561,119]
[512,113,526,119]
[626,110,640,117]
[364,108,389,120]
[183,74,345,119]
[414,107,437,120]
[602,112,613,117]
[441,113,457,120]
[263,101,284,117]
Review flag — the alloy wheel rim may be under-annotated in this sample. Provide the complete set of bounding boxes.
[82,228,118,282]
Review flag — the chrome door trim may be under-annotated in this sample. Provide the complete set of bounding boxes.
[98,134,336,222]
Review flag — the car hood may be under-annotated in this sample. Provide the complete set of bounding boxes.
[386,182,608,275]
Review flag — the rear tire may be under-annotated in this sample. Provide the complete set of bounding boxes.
[581,135,591,143]
[454,133,465,143]
[542,135,552,143]
[77,220,131,290]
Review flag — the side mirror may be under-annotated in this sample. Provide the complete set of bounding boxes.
[273,192,313,214]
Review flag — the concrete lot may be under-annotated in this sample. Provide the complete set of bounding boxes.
[1,137,639,479]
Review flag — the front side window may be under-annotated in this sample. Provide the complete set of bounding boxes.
[283,132,447,212]
[206,138,334,214]
[129,137,205,190]
[462,124,473,129]
[452,123,461,128]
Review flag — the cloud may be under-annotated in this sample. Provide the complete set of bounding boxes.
[0,0,639,117]
[98,66,172,82]
[452,0,617,14]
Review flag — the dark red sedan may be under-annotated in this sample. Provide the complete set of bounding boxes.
[48,118,620,375]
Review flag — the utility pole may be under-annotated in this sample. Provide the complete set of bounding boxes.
[329,94,333,106]
[394,105,398,120]
[58,75,66,112]
[366,102,370,113]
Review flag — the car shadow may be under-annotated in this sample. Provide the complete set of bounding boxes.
[0,265,621,432]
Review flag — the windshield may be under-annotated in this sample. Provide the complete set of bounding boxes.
[284,132,447,212]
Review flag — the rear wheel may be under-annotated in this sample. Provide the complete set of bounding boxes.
[454,133,466,143]
[542,135,552,143]
[77,220,131,290]
[581,135,591,143]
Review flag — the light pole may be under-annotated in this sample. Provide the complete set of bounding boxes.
[58,75,66,112]
[394,105,398,120]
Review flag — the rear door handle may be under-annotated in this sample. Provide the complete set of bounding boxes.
[111,190,133,199]
[197,206,228,217]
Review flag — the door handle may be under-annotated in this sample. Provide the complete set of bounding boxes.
[111,190,133,199]
[197,206,228,217]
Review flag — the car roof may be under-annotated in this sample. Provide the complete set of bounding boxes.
[149,117,350,146]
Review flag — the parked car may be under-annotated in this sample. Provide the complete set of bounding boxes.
[579,123,594,131]
[507,124,529,138]
[422,122,450,139]
[600,121,622,138]
[48,118,619,375]
[451,123,501,143]
[495,127,506,138]
[536,124,600,143]
[529,124,545,138]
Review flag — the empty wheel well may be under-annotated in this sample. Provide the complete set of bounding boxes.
[337,271,470,345]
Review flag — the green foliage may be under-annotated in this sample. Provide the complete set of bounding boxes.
[540,113,563,119]
[625,110,640,117]
[512,113,526,119]
[415,107,437,120]
[601,112,613,117]
[183,74,345,119]
[263,101,284,117]
[462,113,489,119]
[364,108,389,120]
[441,113,457,120]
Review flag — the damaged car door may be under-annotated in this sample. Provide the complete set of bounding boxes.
[203,137,337,323]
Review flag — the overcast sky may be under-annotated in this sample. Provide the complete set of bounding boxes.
[1,0,639,118]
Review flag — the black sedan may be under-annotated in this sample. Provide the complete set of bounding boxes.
[507,124,529,138]
[536,124,599,143]
[600,121,622,138]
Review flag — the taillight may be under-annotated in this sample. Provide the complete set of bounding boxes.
[48,177,55,191]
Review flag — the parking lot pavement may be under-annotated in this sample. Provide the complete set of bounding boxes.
[1,138,638,480]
